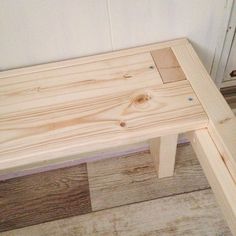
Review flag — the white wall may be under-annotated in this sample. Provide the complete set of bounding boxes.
[0,0,231,72]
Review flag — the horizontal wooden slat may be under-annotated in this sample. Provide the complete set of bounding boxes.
[187,129,236,235]
[0,80,208,173]
[0,53,162,108]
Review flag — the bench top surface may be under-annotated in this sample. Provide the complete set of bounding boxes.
[0,39,211,172]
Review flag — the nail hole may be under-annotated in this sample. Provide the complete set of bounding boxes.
[149,66,154,69]
[120,121,126,127]
[188,97,193,101]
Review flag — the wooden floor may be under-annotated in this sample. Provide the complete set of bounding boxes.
[0,90,235,236]
[0,144,231,236]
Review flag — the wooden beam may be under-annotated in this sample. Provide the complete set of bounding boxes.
[187,129,236,235]
[172,42,236,183]
[150,134,178,178]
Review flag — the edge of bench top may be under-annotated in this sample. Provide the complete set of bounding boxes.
[0,38,188,79]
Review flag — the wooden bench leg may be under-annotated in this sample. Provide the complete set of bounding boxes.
[150,134,178,178]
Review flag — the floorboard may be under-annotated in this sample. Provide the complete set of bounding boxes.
[0,163,91,232]
[1,189,231,236]
[88,144,210,211]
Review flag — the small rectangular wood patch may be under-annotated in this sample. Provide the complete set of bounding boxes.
[151,47,186,83]
[0,163,91,232]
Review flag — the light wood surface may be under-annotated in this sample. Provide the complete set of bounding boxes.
[0,38,235,235]
[150,47,184,178]
[0,38,187,78]
[172,42,236,183]
[0,79,207,173]
[151,48,186,83]
[2,189,230,236]
[150,134,178,178]
[187,129,236,235]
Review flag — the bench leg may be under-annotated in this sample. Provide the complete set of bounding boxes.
[150,134,178,178]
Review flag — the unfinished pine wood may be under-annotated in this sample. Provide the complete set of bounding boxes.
[0,38,188,79]
[150,134,178,178]
[88,144,209,211]
[172,42,236,183]
[0,163,91,232]
[151,47,186,83]
[1,189,231,236]
[0,80,207,173]
[0,53,162,107]
[187,129,236,235]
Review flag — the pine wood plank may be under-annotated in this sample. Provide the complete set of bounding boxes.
[0,38,188,79]
[0,80,208,173]
[0,163,91,232]
[151,48,186,83]
[150,134,178,178]
[187,129,236,235]
[1,189,231,236]
[0,53,162,108]
[88,144,209,211]
[172,42,236,183]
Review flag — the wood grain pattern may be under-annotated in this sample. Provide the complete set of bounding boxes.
[0,163,91,232]
[150,134,178,178]
[1,189,231,236]
[0,38,188,79]
[151,48,186,83]
[0,80,208,173]
[172,42,236,183]
[88,144,209,211]
[0,53,162,107]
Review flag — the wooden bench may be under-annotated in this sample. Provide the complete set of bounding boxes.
[0,38,236,234]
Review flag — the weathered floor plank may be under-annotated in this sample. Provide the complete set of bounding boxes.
[1,189,231,236]
[221,86,236,113]
[88,144,209,211]
[0,163,91,232]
